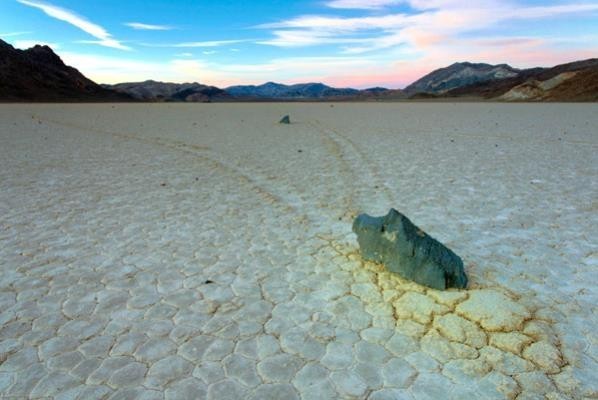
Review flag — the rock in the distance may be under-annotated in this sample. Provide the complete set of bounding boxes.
[279,115,290,124]
[352,209,468,290]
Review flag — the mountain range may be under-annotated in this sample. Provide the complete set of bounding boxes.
[1,38,596,102]
[225,82,360,99]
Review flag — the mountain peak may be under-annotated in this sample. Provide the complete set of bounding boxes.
[404,61,519,94]
[0,39,14,50]
[25,44,65,65]
[31,44,53,51]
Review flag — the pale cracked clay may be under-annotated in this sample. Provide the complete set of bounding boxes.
[353,209,468,290]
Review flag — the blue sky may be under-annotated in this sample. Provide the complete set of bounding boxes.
[1,0,597,88]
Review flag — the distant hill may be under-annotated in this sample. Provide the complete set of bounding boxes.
[353,88,406,100]
[404,62,520,95]
[225,82,360,99]
[0,39,132,102]
[103,80,229,102]
[362,87,390,94]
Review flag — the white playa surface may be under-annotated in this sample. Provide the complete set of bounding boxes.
[0,103,596,399]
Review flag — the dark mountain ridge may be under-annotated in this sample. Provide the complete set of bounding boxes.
[0,39,131,102]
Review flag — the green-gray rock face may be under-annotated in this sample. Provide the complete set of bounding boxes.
[352,209,467,290]
[279,115,290,124]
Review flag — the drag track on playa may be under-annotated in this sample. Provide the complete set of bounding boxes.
[0,103,596,399]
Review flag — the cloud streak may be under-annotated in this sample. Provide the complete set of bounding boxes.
[0,31,33,37]
[16,0,129,50]
[326,0,401,9]
[125,22,173,31]
[256,30,372,47]
[139,39,249,48]
[173,39,249,48]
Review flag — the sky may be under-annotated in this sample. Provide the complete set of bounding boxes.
[1,0,598,88]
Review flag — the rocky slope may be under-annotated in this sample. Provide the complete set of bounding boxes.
[0,39,131,102]
[104,80,229,102]
[447,58,598,101]
[499,72,577,101]
[543,67,598,101]
[404,62,520,95]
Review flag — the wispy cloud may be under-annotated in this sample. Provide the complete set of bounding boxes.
[326,0,401,9]
[257,13,410,30]
[16,0,129,50]
[325,0,462,10]
[140,39,249,48]
[0,31,33,37]
[256,30,372,47]
[508,3,598,19]
[75,39,133,49]
[173,39,248,48]
[125,22,173,31]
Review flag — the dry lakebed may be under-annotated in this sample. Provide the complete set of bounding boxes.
[0,103,596,399]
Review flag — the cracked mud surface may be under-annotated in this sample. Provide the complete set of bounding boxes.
[1,103,596,399]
